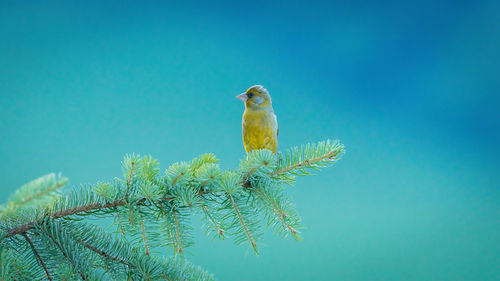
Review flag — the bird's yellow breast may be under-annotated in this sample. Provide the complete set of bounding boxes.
[242,108,278,154]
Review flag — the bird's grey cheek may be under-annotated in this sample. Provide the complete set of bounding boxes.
[253,96,265,105]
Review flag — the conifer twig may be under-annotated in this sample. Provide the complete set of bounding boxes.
[5,199,128,237]
[4,147,337,238]
[227,194,257,252]
[125,160,135,199]
[154,202,176,253]
[171,173,184,186]
[44,227,87,280]
[5,143,341,238]
[0,139,343,280]
[173,211,183,254]
[201,205,224,237]
[76,239,132,268]
[18,182,66,208]
[140,220,150,255]
[271,148,341,176]
[22,233,53,281]
[116,211,126,237]
[240,161,270,188]
[253,188,297,235]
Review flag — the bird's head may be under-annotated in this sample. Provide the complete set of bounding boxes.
[236,85,272,110]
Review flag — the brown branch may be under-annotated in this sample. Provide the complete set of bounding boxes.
[116,212,126,237]
[18,182,66,208]
[271,148,341,176]
[5,199,127,238]
[125,160,135,198]
[201,205,224,237]
[140,220,150,255]
[245,167,258,180]
[158,203,179,255]
[22,233,53,281]
[173,211,183,255]
[170,172,184,186]
[128,203,134,224]
[227,194,257,252]
[154,202,176,254]
[241,163,266,188]
[253,188,297,235]
[44,227,87,280]
[77,239,132,268]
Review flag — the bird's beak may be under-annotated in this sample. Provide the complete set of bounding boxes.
[236,93,247,102]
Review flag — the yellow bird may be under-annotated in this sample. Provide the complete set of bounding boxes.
[237,85,278,154]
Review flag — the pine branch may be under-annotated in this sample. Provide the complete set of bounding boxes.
[124,155,137,199]
[272,140,343,177]
[5,199,127,238]
[241,163,266,188]
[0,139,344,280]
[201,204,224,237]
[62,220,182,280]
[171,173,184,186]
[0,173,68,217]
[253,188,298,236]
[22,233,53,281]
[227,194,257,253]
[140,220,150,255]
[5,140,342,238]
[173,211,183,255]
[17,181,65,209]
[116,211,126,237]
[42,224,87,280]
[155,202,177,254]
[76,238,132,268]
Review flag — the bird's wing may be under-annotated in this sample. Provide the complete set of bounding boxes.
[273,113,278,137]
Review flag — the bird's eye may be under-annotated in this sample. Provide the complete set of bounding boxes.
[247,93,254,98]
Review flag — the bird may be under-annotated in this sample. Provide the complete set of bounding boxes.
[236,85,278,154]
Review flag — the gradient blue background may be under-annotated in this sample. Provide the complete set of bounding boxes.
[1,1,499,280]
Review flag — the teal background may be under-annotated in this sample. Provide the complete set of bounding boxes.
[1,1,499,280]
